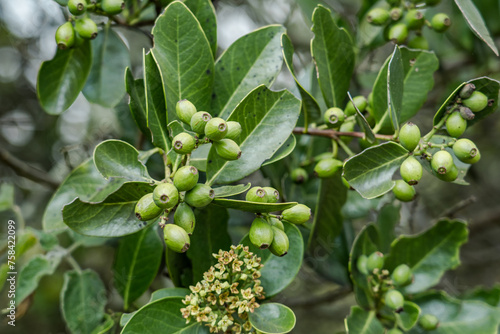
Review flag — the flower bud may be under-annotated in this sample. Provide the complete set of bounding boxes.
[263,187,279,203]
[390,7,403,21]
[245,187,267,203]
[453,138,480,164]
[282,204,311,225]
[388,23,408,44]
[431,150,454,175]
[174,202,196,235]
[173,166,199,191]
[173,132,196,154]
[392,180,416,202]
[399,122,421,152]
[408,36,429,50]
[153,182,179,209]
[249,217,274,249]
[431,13,451,33]
[190,111,211,135]
[384,290,404,311]
[459,106,475,120]
[225,121,242,140]
[75,18,98,40]
[213,138,241,160]
[462,91,488,112]
[269,226,289,257]
[419,314,439,330]
[400,156,422,185]
[314,158,343,178]
[345,96,367,116]
[290,168,308,183]
[205,117,228,141]
[68,0,86,16]
[366,251,384,272]
[391,264,413,286]
[164,224,190,253]
[55,22,75,50]
[366,8,390,26]
[101,0,125,15]
[176,99,197,125]
[404,9,424,30]
[135,193,163,221]
[459,83,476,99]
[269,217,284,231]
[446,112,467,138]
[184,184,215,208]
[323,108,345,128]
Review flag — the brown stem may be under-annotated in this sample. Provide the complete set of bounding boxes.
[292,127,394,141]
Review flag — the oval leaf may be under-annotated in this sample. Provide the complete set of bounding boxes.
[345,306,385,334]
[388,46,404,132]
[262,135,296,167]
[248,303,296,334]
[125,68,151,141]
[211,198,297,213]
[213,183,251,198]
[396,301,421,331]
[184,0,217,57]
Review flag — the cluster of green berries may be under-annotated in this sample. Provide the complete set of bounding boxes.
[175,100,242,161]
[180,245,264,334]
[55,0,125,49]
[134,165,215,253]
[366,0,449,48]
[357,252,439,332]
[245,187,311,256]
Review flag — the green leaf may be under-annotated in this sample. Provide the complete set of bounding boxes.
[151,1,214,119]
[206,85,301,185]
[61,269,107,334]
[62,182,157,237]
[144,51,169,152]
[409,291,500,334]
[190,143,210,172]
[83,26,129,107]
[16,251,64,304]
[186,205,232,282]
[213,183,251,198]
[93,139,152,182]
[307,172,350,285]
[0,183,14,211]
[37,40,92,115]
[345,306,384,334]
[183,0,217,57]
[281,34,321,125]
[396,301,421,331]
[248,303,296,334]
[388,46,404,132]
[211,25,285,119]
[375,203,400,254]
[454,0,499,56]
[262,135,297,167]
[211,198,297,213]
[311,5,355,108]
[461,285,500,308]
[343,142,409,199]
[125,68,151,141]
[122,297,209,334]
[113,224,163,310]
[91,314,115,334]
[165,248,193,288]
[348,91,375,144]
[241,221,304,297]
[384,219,468,294]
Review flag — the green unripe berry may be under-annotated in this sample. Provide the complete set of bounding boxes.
[366,8,390,26]
[55,22,75,50]
[184,184,215,208]
[314,158,343,178]
[68,0,86,15]
[205,117,228,141]
[393,180,416,202]
[153,183,179,209]
[176,100,197,125]
[388,23,408,44]
[174,202,195,235]
[419,314,439,330]
[262,187,279,203]
[446,112,467,138]
[431,13,451,32]
[173,132,196,154]
[269,226,289,257]
[408,36,429,50]
[323,108,345,128]
[459,83,476,99]
[213,138,242,160]
[173,166,199,191]
[431,150,454,175]
[101,0,125,15]
[453,138,480,164]
[249,217,274,249]
[357,255,369,275]
[269,217,284,231]
[404,10,424,30]
[384,290,404,310]
[392,264,413,286]
[400,156,422,185]
[225,121,242,140]
[190,111,211,135]
[282,204,311,225]
[436,164,459,182]
[399,122,421,152]
[462,91,488,112]
[291,168,308,184]
[75,18,98,40]
[135,193,163,221]
[164,224,190,253]
[366,251,384,272]
[390,7,403,21]
[246,187,267,203]
[345,96,367,116]
[340,121,355,144]
[387,329,403,334]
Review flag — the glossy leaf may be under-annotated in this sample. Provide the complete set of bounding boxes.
[151,1,214,120]
[62,182,157,237]
[461,285,500,308]
[241,221,304,297]
[165,248,193,288]
[375,203,400,254]
[396,301,421,331]
[190,143,211,172]
[125,68,151,141]
[388,46,404,132]
[345,306,384,334]
[186,206,232,282]
[206,85,301,185]
[248,303,296,334]
[37,40,92,115]
[348,91,375,143]
[61,269,107,334]
[93,139,152,182]
[454,0,499,56]
[343,142,409,199]
[43,159,125,233]
[211,198,297,213]
[384,219,468,294]
[262,135,296,167]
[83,26,129,107]
[113,224,163,310]
[211,25,285,119]
[91,314,115,334]
[183,0,217,56]
[311,5,355,108]
[213,183,251,198]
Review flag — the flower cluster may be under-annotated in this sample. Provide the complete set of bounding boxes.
[181,244,265,333]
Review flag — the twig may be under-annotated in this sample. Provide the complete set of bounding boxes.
[0,147,59,189]
[439,196,477,219]
[293,127,394,141]
[285,286,352,308]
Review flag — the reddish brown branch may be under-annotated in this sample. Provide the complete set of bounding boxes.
[292,127,395,141]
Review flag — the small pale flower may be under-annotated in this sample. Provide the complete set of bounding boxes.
[241,288,254,300]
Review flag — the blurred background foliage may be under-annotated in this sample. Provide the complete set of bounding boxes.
[1,0,500,332]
